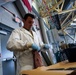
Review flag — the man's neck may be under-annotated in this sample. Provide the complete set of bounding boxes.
[23,27,30,31]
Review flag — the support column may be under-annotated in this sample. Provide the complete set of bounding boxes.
[39,18,56,64]
[39,18,49,44]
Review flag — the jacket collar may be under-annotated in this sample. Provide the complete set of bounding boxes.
[20,28,34,38]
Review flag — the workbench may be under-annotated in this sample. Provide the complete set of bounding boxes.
[20,60,76,75]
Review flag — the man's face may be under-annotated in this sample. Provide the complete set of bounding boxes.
[23,16,34,30]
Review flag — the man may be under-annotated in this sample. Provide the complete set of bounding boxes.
[6,13,50,75]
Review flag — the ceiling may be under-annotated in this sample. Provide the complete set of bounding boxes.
[35,0,76,42]
[36,0,76,25]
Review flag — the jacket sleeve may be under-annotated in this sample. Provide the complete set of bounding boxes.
[6,30,28,51]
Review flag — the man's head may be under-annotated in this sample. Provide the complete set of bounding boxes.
[23,13,35,31]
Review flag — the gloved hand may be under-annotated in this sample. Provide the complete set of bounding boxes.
[43,44,50,49]
[31,44,40,51]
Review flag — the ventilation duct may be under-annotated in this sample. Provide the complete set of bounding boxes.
[0,23,13,35]
[15,0,27,18]
[0,30,7,35]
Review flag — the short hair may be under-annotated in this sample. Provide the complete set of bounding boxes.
[23,13,35,21]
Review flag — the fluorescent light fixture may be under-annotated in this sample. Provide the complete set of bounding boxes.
[0,30,7,35]
[73,18,76,21]
[71,23,76,25]
[2,58,6,61]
